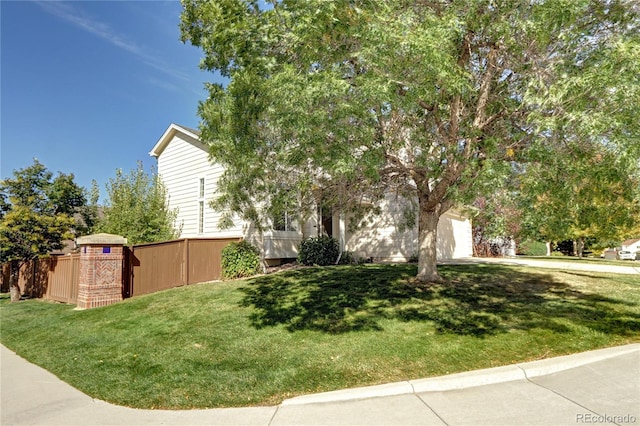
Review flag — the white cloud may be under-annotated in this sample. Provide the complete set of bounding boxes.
[34,1,191,82]
[35,2,141,54]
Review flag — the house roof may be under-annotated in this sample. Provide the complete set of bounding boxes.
[622,238,640,246]
[149,123,202,158]
[174,124,201,136]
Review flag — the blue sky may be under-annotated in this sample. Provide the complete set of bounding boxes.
[1,0,223,201]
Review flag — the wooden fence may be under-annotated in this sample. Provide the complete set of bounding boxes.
[47,255,80,303]
[2,238,240,304]
[1,255,80,303]
[125,237,239,297]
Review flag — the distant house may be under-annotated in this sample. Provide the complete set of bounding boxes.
[621,238,640,253]
[150,123,473,265]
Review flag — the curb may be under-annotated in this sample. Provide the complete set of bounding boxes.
[281,343,640,406]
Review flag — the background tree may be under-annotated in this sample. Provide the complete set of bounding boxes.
[471,188,522,257]
[518,142,640,256]
[473,141,640,256]
[0,160,85,302]
[98,162,178,245]
[181,0,639,281]
[75,180,100,236]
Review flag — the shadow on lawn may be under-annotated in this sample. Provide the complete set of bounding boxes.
[240,264,640,336]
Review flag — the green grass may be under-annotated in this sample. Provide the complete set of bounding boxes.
[1,264,639,409]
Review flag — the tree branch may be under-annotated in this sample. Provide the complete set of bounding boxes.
[473,43,499,129]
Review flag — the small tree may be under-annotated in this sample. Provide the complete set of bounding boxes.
[0,160,84,301]
[98,162,178,245]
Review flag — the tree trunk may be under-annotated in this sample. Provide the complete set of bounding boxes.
[576,237,585,258]
[9,260,21,302]
[416,207,442,283]
[545,241,552,257]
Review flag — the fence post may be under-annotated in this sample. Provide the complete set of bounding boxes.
[183,239,190,285]
[75,233,128,309]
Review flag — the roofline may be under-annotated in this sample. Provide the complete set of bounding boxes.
[149,123,201,158]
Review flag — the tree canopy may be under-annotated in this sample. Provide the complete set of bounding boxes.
[518,142,640,253]
[181,0,640,281]
[98,163,178,245]
[0,159,88,263]
[0,160,88,301]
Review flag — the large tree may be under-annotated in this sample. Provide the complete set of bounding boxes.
[181,0,639,281]
[98,163,178,245]
[0,160,85,301]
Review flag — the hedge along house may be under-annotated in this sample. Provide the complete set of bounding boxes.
[150,123,473,266]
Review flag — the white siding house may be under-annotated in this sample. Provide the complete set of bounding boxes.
[149,124,243,239]
[150,123,473,264]
[621,239,640,253]
[344,193,473,262]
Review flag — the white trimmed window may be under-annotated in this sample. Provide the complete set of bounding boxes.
[272,211,297,232]
[198,178,205,234]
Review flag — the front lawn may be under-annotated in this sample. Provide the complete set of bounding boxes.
[1,263,639,409]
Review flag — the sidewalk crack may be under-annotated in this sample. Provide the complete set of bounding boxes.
[267,405,280,426]
[415,393,450,426]
[517,366,604,423]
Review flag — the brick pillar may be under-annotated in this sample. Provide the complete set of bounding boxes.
[76,233,128,309]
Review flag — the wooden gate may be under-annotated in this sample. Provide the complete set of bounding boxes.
[46,254,80,304]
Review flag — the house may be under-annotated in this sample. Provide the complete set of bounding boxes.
[150,123,473,265]
[621,238,640,253]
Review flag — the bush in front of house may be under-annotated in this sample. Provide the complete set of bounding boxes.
[518,240,548,256]
[221,241,261,279]
[298,236,340,266]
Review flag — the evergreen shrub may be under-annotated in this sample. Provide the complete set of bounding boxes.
[221,241,261,279]
[518,240,548,256]
[298,236,339,266]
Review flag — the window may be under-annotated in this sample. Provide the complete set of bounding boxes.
[270,186,298,232]
[198,201,204,234]
[272,211,297,232]
[198,178,205,234]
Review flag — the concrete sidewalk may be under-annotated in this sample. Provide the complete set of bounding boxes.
[452,256,640,275]
[1,343,638,426]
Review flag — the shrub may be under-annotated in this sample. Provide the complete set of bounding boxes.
[298,236,340,266]
[337,250,354,265]
[337,251,368,265]
[518,240,548,256]
[221,241,261,279]
[589,249,603,258]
